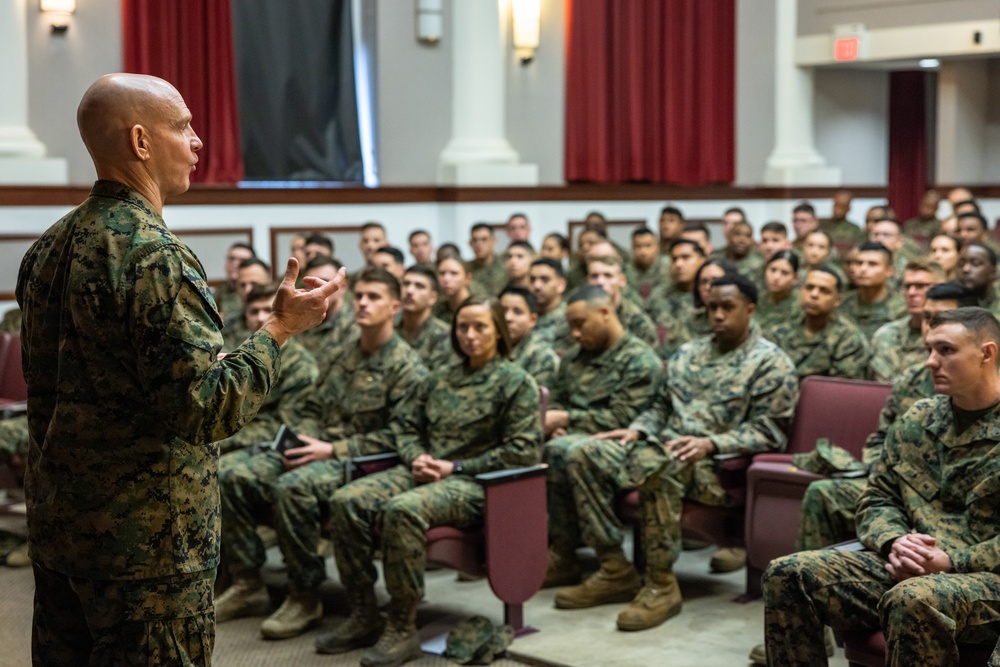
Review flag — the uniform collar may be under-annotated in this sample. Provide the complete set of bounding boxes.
[90,180,158,216]
[924,395,1000,447]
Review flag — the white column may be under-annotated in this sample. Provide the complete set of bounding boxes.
[0,0,67,184]
[936,61,989,186]
[438,0,537,185]
[763,0,840,186]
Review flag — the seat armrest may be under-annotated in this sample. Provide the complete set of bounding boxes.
[350,452,402,465]
[475,464,548,487]
[713,452,753,496]
[1,400,27,419]
[345,452,402,483]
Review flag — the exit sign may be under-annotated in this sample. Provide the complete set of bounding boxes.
[834,37,859,61]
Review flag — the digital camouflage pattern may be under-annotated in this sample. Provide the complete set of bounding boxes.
[768,313,870,380]
[0,415,28,465]
[329,356,540,605]
[16,181,281,580]
[903,217,941,246]
[544,333,661,555]
[297,307,355,377]
[645,284,699,358]
[819,219,867,247]
[754,292,802,338]
[710,248,764,278]
[0,307,21,334]
[510,330,559,389]
[214,339,318,454]
[432,285,487,326]
[443,615,514,665]
[655,306,711,360]
[220,313,251,353]
[397,313,452,370]
[553,300,657,358]
[839,289,908,339]
[868,316,926,383]
[219,332,426,590]
[468,254,508,296]
[632,256,671,302]
[533,301,566,343]
[765,394,1000,666]
[212,282,243,333]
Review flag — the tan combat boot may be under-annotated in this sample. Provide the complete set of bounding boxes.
[360,600,423,667]
[4,542,30,567]
[616,571,682,631]
[554,546,641,609]
[260,590,322,639]
[315,586,385,655]
[542,546,582,589]
[709,546,746,573]
[748,626,835,665]
[215,573,269,623]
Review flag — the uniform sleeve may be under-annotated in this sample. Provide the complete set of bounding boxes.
[632,311,659,347]
[568,349,662,434]
[344,358,428,458]
[867,326,895,383]
[526,345,559,390]
[862,378,904,464]
[830,328,870,380]
[395,374,433,465]
[629,375,673,439]
[856,418,914,554]
[462,373,542,475]
[129,245,280,446]
[708,353,799,455]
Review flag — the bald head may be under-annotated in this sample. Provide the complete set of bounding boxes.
[78,74,202,210]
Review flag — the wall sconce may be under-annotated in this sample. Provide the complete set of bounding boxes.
[511,0,541,64]
[416,0,443,45]
[40,0,75,34]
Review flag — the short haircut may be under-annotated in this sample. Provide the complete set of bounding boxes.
[682,221,710,238]
[730,219,753,234]
[408,229,430,242]
[375,245,405,265]
[507,240,535,253]
[500,285,540,314]
[723,206,747,219]
[930,233,960,252]
[238,257,270,272]
[437,243,462,261]
[587,253,623,272]
[761,221,789,237]
[304,255,344,272]
[437,255,469,274]
[544,233,570,252]
[584,211,608,224]
[304,234,334,253]
[229,241,256,257]
[958,212,989,231]
[354,266,401,300]
[245,281,279,305]
[470,223,495,236]
[903,258,944,280]
[872,218,901,230]
[669,238,706,257]
[580,223,608,239]
[856,241,893,265]
[361,221,386,233]
[709,274,759,305]
[693,258,738,308]
[804,229,832,246]
[660,205,684,219]
[807,265,844,292]
[568,284,613,306]
[928,307,1000,355]
[926,282,978,308]
[793,203,816,216]
[766,249,800,273]
[507,212,528,224]
[404,264,440,292]
[964,243,999,267]
[531,257,566,278]
[632,227,656,240]
[451,296,512,360]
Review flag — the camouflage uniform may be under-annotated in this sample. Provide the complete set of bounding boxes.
[979,289,1000,321]
[764,394,1000,667]
[534,302,566,343]
[17,181,282,665]
[219,334,425,592]
[298,307,355,377]
[213,282,243,332]
[221,312,251,352]
[553,300,657,357]
[0,307,21,334]
[468,254,508,296]
[432,285,486,326]
[646,284,699,358]
[397,313,452,370]
[329,357,540,608]
[543,334,662,553]
[655,306,710,360]
[819,219,867,250]
[632,257,671,302]
[710,248,764,279]
[768,313,870,380]
[0,415,29,465]
[560,325,798,574]
[214,339,318,454]
[795,363,934,552]
[903,216,941,248]
[839,290,908,339]
[755,293,802,338]
[869,316,926,383]
[510,330,559,388]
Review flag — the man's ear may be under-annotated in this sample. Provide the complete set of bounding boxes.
[982,341,998,367]
[131,124,150,160]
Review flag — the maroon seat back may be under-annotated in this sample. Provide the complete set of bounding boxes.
[786,376,892,457]
[0,335,27,402]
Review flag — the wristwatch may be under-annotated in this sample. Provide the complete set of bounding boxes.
[452,459,464,475]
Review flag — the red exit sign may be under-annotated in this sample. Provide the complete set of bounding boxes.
[834,37,860,61]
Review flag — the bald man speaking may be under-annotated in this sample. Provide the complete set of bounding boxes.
[16,74,345,666]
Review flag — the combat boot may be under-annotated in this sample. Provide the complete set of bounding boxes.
[4,542,30,567]
[215,573,269,623]
[554,546,641,609]
[260,590,322,639]
[748,626,834,665]
[709,546,746,573]
[315,586,385,655]
[542,546,582,588]
[360,600,423,667]
[616,570,682,631]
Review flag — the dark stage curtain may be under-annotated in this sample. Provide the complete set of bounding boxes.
[888,71,929,224]
[564,0,735,185]
[122,0,245,184]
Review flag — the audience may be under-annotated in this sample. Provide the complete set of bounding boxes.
[223,257,273,350]
[432,256,477,324]
[658,205,685,256]
[647,239,706,358]
[660,258,735,357]
[303,233,334,264]
[819,189,866,248]
[504,240,536,290]
[630,227,670,302]
[468,223,507,295]
[838,241,906,338]
[408,229,434,269]
[397,265,452,369]
[529,258,568,342]
[506,212,531,243]
[500,286,559,388]
[541,232,571,270]
[957,243,1000,317]
[215,241,256,327]
[755,250,802,336]
[373,245,406,280]
[712,217,762,277]
[929,233,961,279]
[296,256,355,375]
[680,221,713,257]
[902,188,943,246]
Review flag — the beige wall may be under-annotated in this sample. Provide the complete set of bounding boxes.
[797,0,997,35]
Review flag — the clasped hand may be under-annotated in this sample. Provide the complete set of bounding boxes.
[886,533,952,582]
[411,454,453,484]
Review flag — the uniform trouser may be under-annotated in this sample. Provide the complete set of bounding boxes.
[329,465,484,605]
[219,450,347,591]
[31,562,215,667]
[763,549,1000,667]
[796,477,866,552]
[546,437,729,574]
[0,414,29,465]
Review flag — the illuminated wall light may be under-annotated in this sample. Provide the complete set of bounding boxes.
[918,58,941,69]
[511,0,541,64]
[39,0,76,34]
[416,0,443,45]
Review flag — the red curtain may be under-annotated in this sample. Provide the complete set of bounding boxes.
[887,71,928,224]
[564,0,735,185]
[122,0,244,184]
